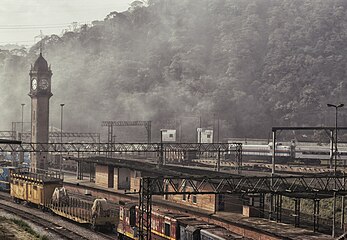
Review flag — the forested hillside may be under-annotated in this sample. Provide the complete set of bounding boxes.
[1,0,347,140]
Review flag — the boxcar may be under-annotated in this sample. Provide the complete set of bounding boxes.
[10,168,63,206]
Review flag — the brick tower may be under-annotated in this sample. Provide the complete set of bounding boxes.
[29,53,53,171]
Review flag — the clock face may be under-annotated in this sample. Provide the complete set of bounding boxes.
[39,79,49,90]
[32,79,37,90]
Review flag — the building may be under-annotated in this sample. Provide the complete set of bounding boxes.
[29,53,53,171]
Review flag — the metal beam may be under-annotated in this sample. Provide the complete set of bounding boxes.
[137,175,347,196]
[101,120,152,143]
[0,142,241,153]
[272,126,347,131]
[137,174,347,240]
[21,132,100,142]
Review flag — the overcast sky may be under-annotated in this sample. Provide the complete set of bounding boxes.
[0,0,134,45]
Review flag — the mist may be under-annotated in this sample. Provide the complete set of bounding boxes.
[1,0,347,142]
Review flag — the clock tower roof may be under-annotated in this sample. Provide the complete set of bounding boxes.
[33,53,49,72]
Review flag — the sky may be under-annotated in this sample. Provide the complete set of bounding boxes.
[0,0,134,46]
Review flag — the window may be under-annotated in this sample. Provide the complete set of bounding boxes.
[119,207,124,220]
[169,134,174,138]
[207,134,211,138]
[192,195,197,204]
[164,223,170,236]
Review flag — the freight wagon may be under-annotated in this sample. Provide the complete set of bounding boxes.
[9,167,117,231]
[117,202,248,240]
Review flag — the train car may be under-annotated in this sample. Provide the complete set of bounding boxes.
[118,203,194,240]
[49,192,117,231]
[200,227,249,240]
[10,168,63,206]
[117,203,138,239]
[118,202,247,240]
[184,223,217,240]
[0,166,15,192]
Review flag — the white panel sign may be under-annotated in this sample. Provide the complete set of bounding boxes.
[161,129,176,142]
[200,129,213,143]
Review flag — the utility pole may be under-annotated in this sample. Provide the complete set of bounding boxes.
[60,103,65,174]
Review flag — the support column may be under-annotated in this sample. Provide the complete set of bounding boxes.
[269,194,274,220]
[89,162,93,182]
[259,193,265,218]
[272,130,276,176]
[313,199,320,232]
[294,198,301,227]
[275,194,282,222]
[333,192,337,237]
[342,196,345,230]
[107,125,114,158]
[330,130,334,170]
[77,160,83,180]
[217,148,221,172]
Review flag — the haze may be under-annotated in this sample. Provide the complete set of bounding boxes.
[0,0,134,45]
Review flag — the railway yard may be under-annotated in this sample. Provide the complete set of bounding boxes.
[1,136,347,240]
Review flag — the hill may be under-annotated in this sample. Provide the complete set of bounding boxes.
[1,0,347,140]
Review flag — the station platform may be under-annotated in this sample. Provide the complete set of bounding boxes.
[63,173,335,240]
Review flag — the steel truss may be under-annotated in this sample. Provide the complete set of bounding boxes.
[139,178,152,240]
[138,174,347,240]
[21,132,100,142]
[0,142,241,153]
[102,121,152,157]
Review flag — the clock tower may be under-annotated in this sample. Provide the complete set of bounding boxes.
[29,53,53,171]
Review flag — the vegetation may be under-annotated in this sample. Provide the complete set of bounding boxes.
[1,0,347,139]
[0,216,49,239]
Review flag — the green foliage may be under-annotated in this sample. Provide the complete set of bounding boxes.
[1,0,347,138]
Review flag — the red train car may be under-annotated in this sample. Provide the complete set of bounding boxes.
[117,202,193,240]
[117,202,246,240]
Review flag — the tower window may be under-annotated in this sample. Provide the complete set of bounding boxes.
[33,110,36,120]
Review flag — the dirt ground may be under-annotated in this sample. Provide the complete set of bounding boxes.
[0,218,39,240]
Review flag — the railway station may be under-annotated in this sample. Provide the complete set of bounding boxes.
[2,1,347,240]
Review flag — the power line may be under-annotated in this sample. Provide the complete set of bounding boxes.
[0,26,70,30]
[0,23,73,27]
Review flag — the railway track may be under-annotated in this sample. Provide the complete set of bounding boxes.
[0,193,115,240]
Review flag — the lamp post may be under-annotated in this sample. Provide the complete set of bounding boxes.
[60,103,65,174]
[327,103,344,174]
[21,104,25,140]
[327,103,344,237]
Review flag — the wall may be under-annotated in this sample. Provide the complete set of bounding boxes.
[114,167,119,190]
[130,170,141,193]
[118,168,131,190]
[166,183,216,212]
[95,164,108,188]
